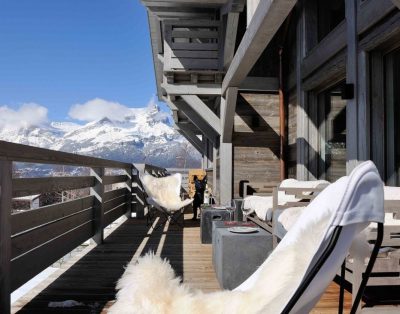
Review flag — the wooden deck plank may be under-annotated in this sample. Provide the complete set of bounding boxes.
[11,213,360,313]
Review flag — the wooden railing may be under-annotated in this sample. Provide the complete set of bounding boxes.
[0,140,137,313]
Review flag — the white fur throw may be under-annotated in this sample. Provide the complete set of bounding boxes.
[141,173,193,211]
[108,207,332,314]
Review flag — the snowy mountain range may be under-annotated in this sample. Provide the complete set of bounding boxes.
[0,105,201,169]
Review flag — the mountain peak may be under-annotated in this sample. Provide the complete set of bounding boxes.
[0,111,201,168]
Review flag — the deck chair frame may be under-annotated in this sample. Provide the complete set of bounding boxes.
[283,223,384,314]
[147,202,185,230]
[341,197,400,308]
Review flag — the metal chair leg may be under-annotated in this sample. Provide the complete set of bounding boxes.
[339,261,346,314]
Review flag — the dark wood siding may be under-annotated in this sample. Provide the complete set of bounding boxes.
[288,92,297,178]
[232,93,280,198]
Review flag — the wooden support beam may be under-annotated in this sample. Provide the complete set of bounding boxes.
[222,0,296,94]
[0,161,11,314]
[393,0,400,9]
[175,123,204,153]
[221,87,238,143]
[161,83,222,95]
[168,99,220,143]
[181,95,221,134]
[239,76,279,91]
[223,12,240,69]
[247,0,260,27]
[221,0,245,15]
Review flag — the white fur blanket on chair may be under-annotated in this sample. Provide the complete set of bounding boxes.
[108,206,333,314]
[141,173,193,211]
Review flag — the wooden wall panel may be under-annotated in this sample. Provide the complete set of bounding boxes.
[232,93,280,198]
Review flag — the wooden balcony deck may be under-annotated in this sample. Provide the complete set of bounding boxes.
[12,212,353,313]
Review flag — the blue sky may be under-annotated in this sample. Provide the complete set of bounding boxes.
[0,0,167,124]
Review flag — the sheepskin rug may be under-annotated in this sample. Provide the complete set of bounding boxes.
[141,173,193,211]
[108,206,333,314]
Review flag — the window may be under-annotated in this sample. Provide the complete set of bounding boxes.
[308,83,346,181]
[385,48,400,185]
[317,0,345,42]
[319,85,347,182]
[370,47,400,185]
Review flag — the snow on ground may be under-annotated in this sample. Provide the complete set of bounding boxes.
[11,267,58,304]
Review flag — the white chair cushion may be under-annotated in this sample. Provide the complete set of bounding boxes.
[141,173,192,211]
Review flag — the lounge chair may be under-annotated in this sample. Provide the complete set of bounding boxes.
[141,173,193,228]
[243,179,329,239]
[109,161,384,314]
[343,186,400,307]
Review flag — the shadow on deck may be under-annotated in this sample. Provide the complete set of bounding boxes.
[13,213,219,313]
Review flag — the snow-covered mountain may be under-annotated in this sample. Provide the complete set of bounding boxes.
[0,105,201,169]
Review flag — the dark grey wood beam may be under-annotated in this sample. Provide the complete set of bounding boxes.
[181,95,221,134]
[221,0,245,14]
[223,12,240,69]
[161,83,222,95]
[174,124,203,153]
[222,0,296,94]
[168,99,220,143]
[239,76,279,91]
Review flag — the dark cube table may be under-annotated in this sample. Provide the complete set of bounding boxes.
[212,224,273,290]
[200,206,234,244]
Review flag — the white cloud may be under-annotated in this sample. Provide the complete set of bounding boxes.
[0,103,48,131]
[68,98,133,122]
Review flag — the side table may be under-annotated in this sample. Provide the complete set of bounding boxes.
[200,206,234,244]
[212,226,273,289]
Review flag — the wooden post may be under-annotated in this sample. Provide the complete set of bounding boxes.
[212,145,219,201]
[279,47,286,180]
[346,0,360,173]
[296,2,309,180]
[219,142,233,206]
[90,167,105,245]
[125,165,133,218]
[0,160,12,314]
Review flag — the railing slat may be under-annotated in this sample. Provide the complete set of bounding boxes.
[104,195,127,213]
[0,140,130,168]
[103,203,126,227]
[11,221,94,291]
[11,195,94,235]
[103,175,128,185]
[12,176,95,197]
[11,208,93,259]
[103,188,127,202]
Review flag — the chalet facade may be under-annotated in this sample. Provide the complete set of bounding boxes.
[141,0,400,204]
